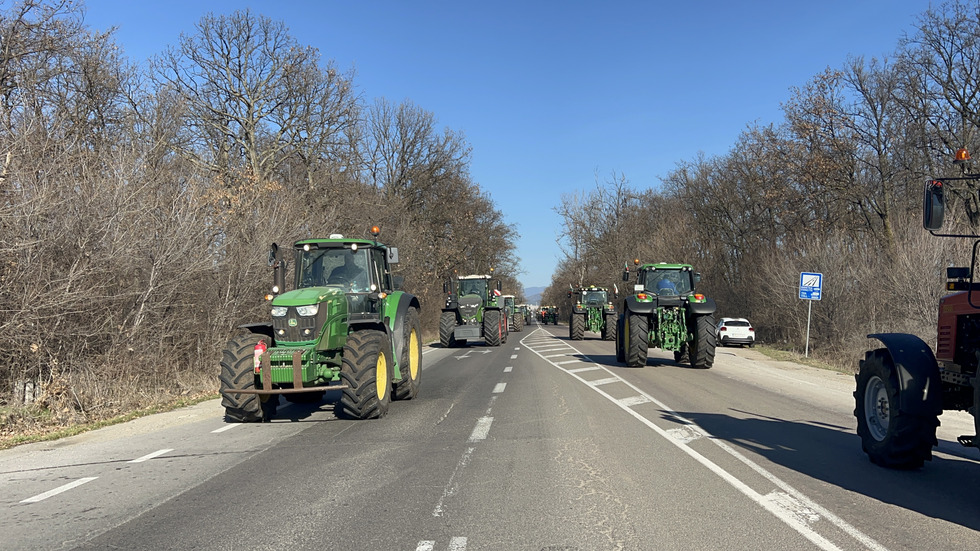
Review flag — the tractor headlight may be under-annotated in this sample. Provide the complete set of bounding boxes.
[271,306,288,317]
[296,304,319,317]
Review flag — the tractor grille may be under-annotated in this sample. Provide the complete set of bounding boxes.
[272,307,325,343]
[458,295,481,322]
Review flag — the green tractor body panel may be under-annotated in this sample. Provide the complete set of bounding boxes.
[617,262,717,368]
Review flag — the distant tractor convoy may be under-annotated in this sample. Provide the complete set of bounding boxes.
[219,227,422,422]
[540,306,559,325]
[440,273,508,347]
[855,148,980,469]
[568,285,617,341]
[616,261,716,369]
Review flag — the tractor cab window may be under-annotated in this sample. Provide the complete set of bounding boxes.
[459,279,488,299]
[298,248,371,292]
[644,271,691,296]
[582,290,607,304]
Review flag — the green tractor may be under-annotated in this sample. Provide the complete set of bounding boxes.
[502,294,524,332]
[568,285,617,341]
[616,261,717,368]
[520,304,534,325]
[440,273,508,347]
[219,227,422,422]
[540,306,559,325]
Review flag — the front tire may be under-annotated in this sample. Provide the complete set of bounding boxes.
[339,330,393,419]
[854,349,938,469]
[484,309,502,346]
[439,311,457,348]
[689,314,716,368]
[220,333,269,422]
[625,313,649,367]
[394,308,422,401]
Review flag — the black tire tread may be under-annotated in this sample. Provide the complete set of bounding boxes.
[625,313,648,367]
[853,349,938,469]
[570,313,585,340]
[484,309,502,347]
[394,308,422,401]
[689,314,716,368]
[338,330,392,419]
[219,334,266,422]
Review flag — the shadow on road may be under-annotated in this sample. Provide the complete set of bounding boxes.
[666,407,980,532]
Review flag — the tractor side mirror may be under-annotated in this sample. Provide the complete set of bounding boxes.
[443,281,450,294]
[392,275,405,290]
[387,247,399,264]
[923,180,945,231]
[268,243,279,266]
[622,270,629,282]
[694,273,701,283]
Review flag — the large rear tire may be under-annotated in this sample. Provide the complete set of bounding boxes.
[570,313,585,340]
[484,309,502,347]
[394,308,422,401]
[220,334,273,422]
[513,314,524,332]
[854,349,938,469]
[625,313,648,367]
[602,313,617,341]
[339,330,393,419]
[439,311,458,348]
[689,314,716,368]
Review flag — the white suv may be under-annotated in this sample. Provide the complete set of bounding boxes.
[716,317,755,347]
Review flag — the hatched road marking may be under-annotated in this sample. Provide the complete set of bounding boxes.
[519,328,889,551]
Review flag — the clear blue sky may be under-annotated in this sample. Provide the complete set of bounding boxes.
[84,0,931,290]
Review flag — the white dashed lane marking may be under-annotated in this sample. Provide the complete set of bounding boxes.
[21,477,98,504]
[129,449,173,463]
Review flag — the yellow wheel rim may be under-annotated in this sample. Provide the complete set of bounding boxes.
[376,351,388,400]
[409,328,420,379]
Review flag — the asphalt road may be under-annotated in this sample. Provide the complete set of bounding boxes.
[3,322,980,550]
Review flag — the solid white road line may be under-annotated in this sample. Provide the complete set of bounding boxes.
[21,477,98,504]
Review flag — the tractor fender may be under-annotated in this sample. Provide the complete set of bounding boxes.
[389,293,421,377]
[624,296,656,315]
[687,297,717,315]
[867,333,943,417]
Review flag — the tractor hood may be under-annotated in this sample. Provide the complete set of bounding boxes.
[459,294,482,322]
[272,286,346,307]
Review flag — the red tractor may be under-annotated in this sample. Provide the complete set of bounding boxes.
[855,148,980,469]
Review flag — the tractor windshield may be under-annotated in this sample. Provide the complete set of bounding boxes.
[582,290,607,305]
[644,270,692,296]
[458,279,488,300]
[297,247,372,292]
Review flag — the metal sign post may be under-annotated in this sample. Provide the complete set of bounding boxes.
[799,272,823,357]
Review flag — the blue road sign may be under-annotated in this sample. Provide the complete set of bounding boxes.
[799,272,823,300]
